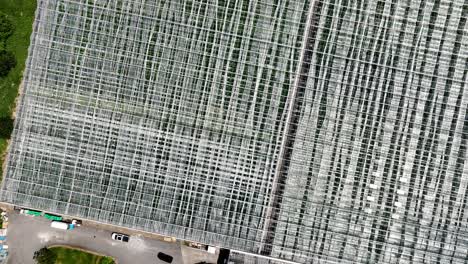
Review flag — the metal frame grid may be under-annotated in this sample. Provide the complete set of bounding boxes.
[1,0,468,263]
[2,0,312,257]
[265,0,468,263]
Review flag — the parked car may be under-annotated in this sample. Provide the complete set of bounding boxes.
[157,252,173,263]
[217,249,230,264]
[111,232,129,242]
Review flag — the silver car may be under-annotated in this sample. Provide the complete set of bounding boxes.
[111,232,129,242]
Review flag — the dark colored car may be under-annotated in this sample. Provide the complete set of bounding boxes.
[217,248,230,264]
[157,252,173,263]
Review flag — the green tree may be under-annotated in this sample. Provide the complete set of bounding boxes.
[0,117,13,139]
[100,258,115,264]
[0,13,14,47]
[0,50,16,77]
[33,247,57,264]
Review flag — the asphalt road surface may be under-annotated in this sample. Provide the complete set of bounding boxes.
[6,212,184,264]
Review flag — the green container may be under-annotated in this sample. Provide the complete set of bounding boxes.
[44,213,62,221]
[25,210,42,216]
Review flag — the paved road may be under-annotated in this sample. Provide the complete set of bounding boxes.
[6,212,183,264]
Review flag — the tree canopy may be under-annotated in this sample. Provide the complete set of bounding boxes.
[0,13,14,45]
[0,50,16,77]
[33,247,57,264]
[0,117,13,139]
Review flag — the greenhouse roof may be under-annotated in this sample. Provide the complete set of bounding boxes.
[2,0,468,263]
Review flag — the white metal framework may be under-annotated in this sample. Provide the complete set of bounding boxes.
[2,0,468,263]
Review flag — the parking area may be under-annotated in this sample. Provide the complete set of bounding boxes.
[6,211,185,264]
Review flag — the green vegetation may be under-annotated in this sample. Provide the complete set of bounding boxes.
[49,247,115,264]
[34,247,57,264]
[0,117,13,139]
[0,50,16,77]
[0,13,14,46]
[0,0,36,177]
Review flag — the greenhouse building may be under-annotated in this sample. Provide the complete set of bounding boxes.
[2,0,468,263]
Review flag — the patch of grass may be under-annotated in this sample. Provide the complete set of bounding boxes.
[50,247,115,264]
[0,139,6,159]
[0,0,36,177]
[0,0,36,117]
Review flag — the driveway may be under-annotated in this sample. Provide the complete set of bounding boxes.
[6,212,183,264]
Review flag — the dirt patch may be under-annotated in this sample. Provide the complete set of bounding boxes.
[1,139,10,180]
[10,78,24,120]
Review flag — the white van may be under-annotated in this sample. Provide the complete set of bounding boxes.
[50,221,69,230]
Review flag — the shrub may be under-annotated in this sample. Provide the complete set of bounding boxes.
[0,13,14,44]
[0,117,13,139]
[100,258,115,264]
[0,50,16,77]
[33,247,57,264]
